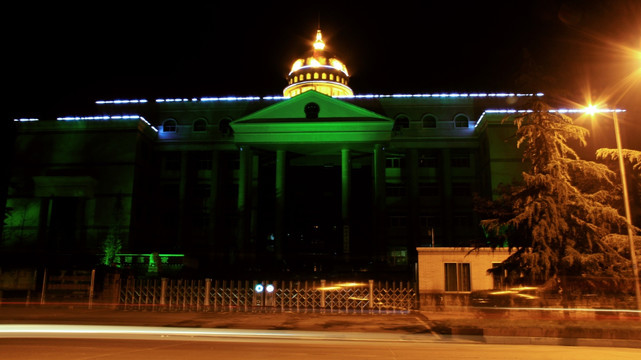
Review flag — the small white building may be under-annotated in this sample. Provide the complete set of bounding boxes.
[416,247,512,308]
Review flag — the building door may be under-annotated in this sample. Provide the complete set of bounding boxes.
[48,197,82,251]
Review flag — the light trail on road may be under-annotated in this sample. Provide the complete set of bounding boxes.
[0,324,442,344]
[1,329,640,360]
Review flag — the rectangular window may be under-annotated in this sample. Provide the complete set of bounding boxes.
[419,215,439,229]
[389,215,408,227]
[162,183,179,198]
[419,183,439,196]
[453,213,473,228]
[194,152,212,170]
[192,209,210,229]
[386,183,407,197]
[418,152,437,167]
[450,149,470,168]
[194,184,211,198]
[452,182,471,196]
[491,262,506,289]
[164,152,181,171]
[444,263,471,292]
[418,158,436,168]
[385,157,404,168]
[227,157,240,170]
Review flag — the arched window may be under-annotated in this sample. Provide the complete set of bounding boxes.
[454,114,469,128]
[393,115,410,131]
[329,74,334,81]
[422,114,437,128]
[306,73,311,80]
[321,73,327,79]
[162,119,177,133]
[193,118,207,132]
[313,72,319,79]
[219,118,233,137]
[294,76,298,82]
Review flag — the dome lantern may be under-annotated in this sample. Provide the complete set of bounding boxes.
[283,29,353,98]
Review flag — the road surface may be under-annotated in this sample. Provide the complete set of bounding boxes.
[0,324,640,359]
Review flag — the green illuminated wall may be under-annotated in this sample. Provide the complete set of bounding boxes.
[2,92,548,276]
[2,119,154,267]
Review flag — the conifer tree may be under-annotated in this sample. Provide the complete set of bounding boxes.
[476,99,634,294]
[100,194,124,267]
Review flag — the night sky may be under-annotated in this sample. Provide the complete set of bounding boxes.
[6,1,641,133]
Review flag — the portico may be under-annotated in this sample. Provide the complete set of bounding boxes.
[230,91,394,264]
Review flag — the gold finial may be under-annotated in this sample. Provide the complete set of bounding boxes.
[313,29,325,51]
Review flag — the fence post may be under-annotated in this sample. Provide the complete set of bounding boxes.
[151,278,157,311]
[123,276,129,310]
[320,279,326,311]
[88,269,95,309]
[214,280,219,311]
[160,278,167,309]
[296,281,300,313]
[229,280,234,312]
[138,279,143,310]
[244,280,249,312]
[368,279,374,312]
[204,278,211,310]
[39,268,47,305]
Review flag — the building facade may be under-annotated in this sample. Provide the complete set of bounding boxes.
[3,31,540,279]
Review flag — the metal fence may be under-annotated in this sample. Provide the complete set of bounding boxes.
[120,278,416,313]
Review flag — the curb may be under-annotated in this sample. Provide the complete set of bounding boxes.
[482,335,641,349]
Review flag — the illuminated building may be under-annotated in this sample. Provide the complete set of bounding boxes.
[3,30,541,277]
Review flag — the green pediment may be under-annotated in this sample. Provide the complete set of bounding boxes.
[230,91,394,154]
[232,90,392,123]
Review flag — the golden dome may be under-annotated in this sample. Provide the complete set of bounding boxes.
[283,30,353,98]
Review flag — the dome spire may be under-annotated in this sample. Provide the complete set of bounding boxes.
[283,28,353,98]
[313,29,325,52]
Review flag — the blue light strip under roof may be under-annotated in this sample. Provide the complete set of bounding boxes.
[57,115,143,121]
[96,99,148,105]
[56,115,157,132]
[96,92,545,105]
[200,96,262,102]
[475,108,626,127]
[155,96,262,103]
[341,92,544,99]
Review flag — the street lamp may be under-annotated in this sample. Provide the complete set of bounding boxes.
[586,106,641,311]
[611,110,641,312]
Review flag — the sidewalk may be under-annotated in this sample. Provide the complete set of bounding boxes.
[0,304,640,348]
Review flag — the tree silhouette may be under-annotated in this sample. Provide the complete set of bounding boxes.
[476,98,634,295]
[100,194,124,267]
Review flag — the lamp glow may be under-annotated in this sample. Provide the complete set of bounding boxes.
[313,29,325,51]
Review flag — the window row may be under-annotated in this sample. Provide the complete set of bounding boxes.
[386,150,471,169]
[162,118,234,134]
[289,72,346,84]
[388,214,475,229]
[394,114,470,129]
[386,182,472,197]
[161,113,469,133]
[161,151,236,174]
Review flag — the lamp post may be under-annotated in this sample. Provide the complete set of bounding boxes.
[611,110,641,311]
